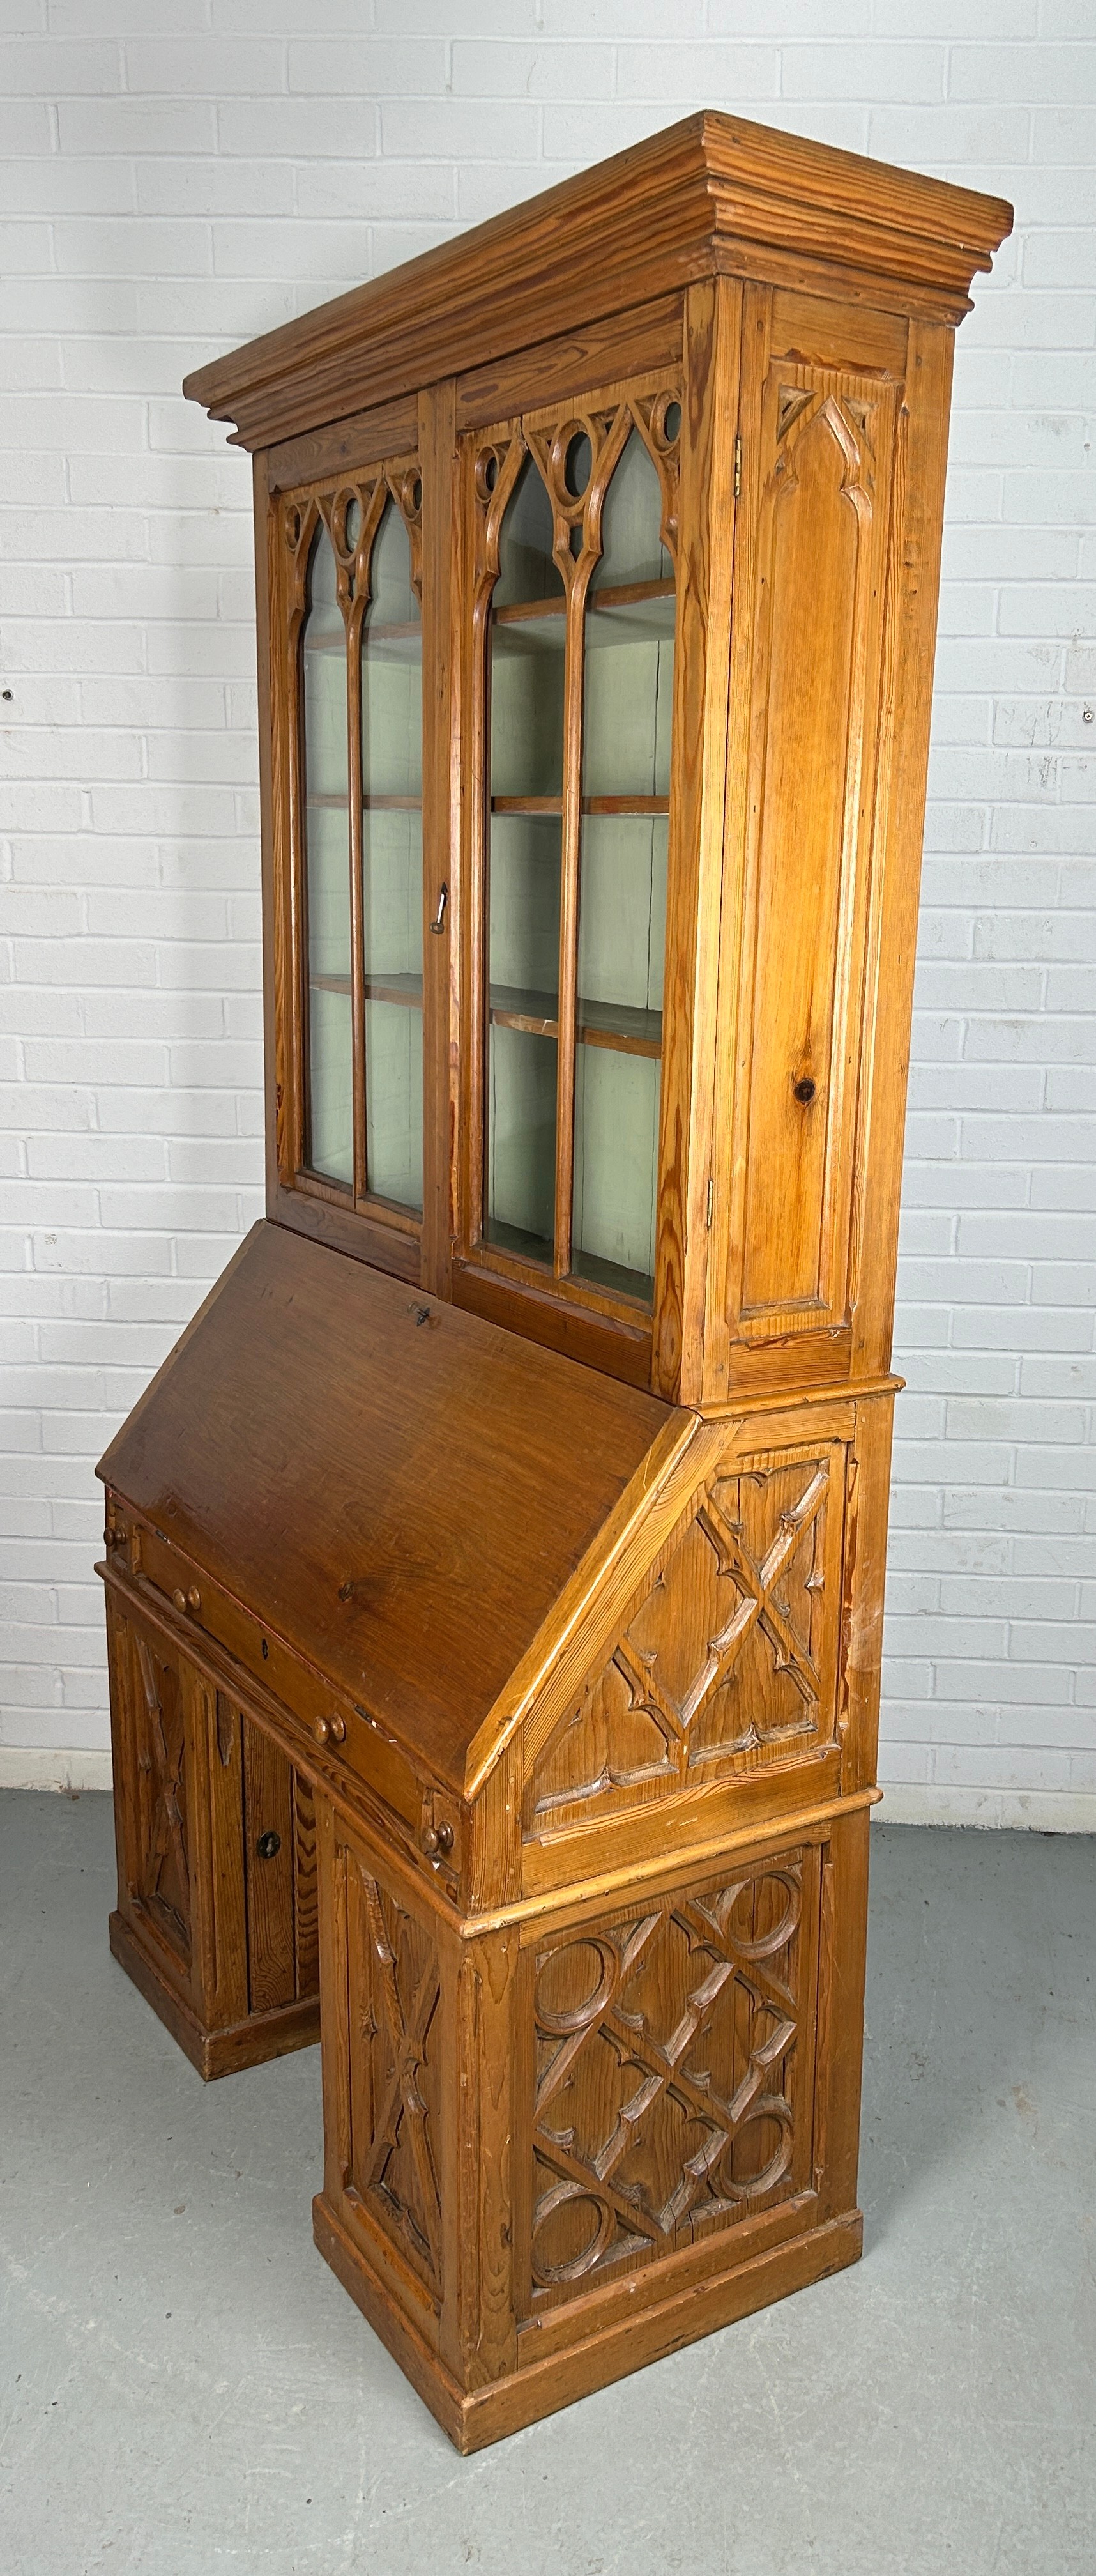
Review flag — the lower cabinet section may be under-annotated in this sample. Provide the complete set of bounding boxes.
[105,1591,321,2078]
[312,1790,870,2451]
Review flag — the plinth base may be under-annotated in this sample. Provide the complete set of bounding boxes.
[313,2188,863,2453]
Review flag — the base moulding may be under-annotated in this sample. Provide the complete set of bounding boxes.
[312,2189,864,2453]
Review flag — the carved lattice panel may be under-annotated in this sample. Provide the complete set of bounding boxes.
[526,1439,847,1836]
[525,1850,816,2312]
[130,1623,191,1964]
[346,1858,443,2299]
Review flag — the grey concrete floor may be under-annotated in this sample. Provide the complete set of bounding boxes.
[1,1794,1093,2576]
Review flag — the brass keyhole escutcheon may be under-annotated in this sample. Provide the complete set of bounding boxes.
[255,1830,281,1861]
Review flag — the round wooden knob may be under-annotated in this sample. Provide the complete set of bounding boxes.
[186,1586,201,1615]
[171,1588,185,1613]
[314,1714,346,1747]
[422,1821,455,1859]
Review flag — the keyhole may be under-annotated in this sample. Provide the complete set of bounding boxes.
[255,1830,281,1861]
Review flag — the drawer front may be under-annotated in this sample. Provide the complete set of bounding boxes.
[132,1519,422,1834]
[103,1508,464,1897]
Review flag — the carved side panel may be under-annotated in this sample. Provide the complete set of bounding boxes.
[526,1432,848,1839]
[128,1618,192,1967]
[524,1846,818,2314]
[716,357,900,1359]
[345,1856,443,2301]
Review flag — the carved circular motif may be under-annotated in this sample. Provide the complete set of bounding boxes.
[649,390,682,453]
[285,504,301,548]
[718,2094,794,2202]
[475,447,500,503]
[531,2179,614,2286]
[400,466,423,523]
[534,1934,616,2035]
[548,417,595,518]
[330,487,360,562]
[720,1867,802,1958]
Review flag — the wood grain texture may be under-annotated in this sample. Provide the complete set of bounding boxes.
[703,289,905,1399]
[184,113,1010,451]
[104,1589,320,2078]
[418,376,458,1300]
[102,114,1012,2445]
[653,275,740,1402]
[98,1220,672,1795]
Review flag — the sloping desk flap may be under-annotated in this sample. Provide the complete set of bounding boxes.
[98,1223,674,1791]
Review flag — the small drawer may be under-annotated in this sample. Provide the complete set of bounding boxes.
[134,1519,424,1841]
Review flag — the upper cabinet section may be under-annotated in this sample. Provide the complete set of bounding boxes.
[186,115,1011,1404]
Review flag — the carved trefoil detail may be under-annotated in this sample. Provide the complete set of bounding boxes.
[528,1857,807,2303]
[528,1447,844,1834]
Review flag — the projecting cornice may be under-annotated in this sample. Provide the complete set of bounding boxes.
[183,111,1013,452]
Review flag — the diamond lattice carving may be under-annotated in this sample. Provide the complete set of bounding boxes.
[528,1452,836,1831]
[133,1630,190,1959]
[347,1862,443,2294]
[528,1860,804,2301]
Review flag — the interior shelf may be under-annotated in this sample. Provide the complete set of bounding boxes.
[309,972,660,1056]
[492,577,674,628]
[491,796,668,817]
[306,793,423,812]
[310,971,424,1010]
[489,983,662,1059]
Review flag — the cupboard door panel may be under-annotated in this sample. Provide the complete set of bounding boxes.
[709,299,901,1388]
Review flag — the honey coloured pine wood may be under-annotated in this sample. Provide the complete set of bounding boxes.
[98,1220,672,1798]
[95,112,1013,2445]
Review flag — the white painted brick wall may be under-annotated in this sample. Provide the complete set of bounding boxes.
[1,4,1093,1822]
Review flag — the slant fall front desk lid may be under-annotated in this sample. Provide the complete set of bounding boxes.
[97,1222,681,1797]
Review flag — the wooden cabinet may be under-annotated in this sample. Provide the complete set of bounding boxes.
[105,1564,319,2078]
[98,114,1010,2446]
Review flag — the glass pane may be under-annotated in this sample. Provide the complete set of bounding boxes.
[302,520,352,1187]
[485,457,566,1264]
[362,497,422,1212]
[492,452,559,608]
[572,1046,661,1301]
[487,1023,557,1264]
[572,431,674,1303]
[589,428,673,592]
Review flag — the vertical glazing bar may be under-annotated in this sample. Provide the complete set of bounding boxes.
[347,552,368,1206]
[553,563,584,1278]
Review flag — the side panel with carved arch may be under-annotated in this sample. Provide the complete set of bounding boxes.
[706,297,903,1388]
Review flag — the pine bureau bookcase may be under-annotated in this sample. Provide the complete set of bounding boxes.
[96,115,1011,2451]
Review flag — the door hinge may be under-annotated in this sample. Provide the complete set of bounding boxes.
[733,434,742,500]
[706,1177,715,1230]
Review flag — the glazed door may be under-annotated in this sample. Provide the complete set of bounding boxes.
[455,355,685,1380]
[703,286,910,1402]
[267,388,455,1294]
